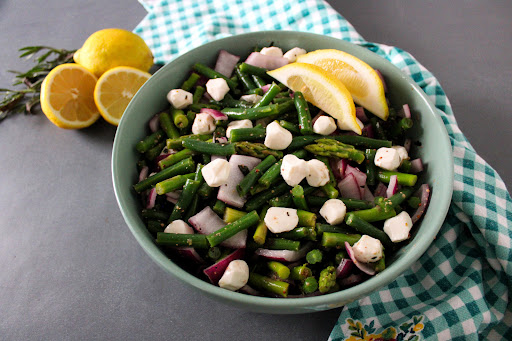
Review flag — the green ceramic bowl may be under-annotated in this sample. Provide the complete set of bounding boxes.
[112,31,453,314]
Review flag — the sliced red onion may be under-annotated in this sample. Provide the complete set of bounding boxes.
[210,155,227,162]
[345,242,376,276]
[255,243,312,262]
[188,206,247,248]
[345,164,367,187]
[375,69,387,93]
[139,166,149,182]
[403,138,412,153]
[244,52,288,70]
[200,108,228,121]
[175,247,204,264]
[361,185,375,202]
[338,173,362,200]
[146,188,157,209]
[148,114,160,133]
[203,248,245,284]
[355,107,369,123]
[329,157,342,180]
[339,273,366,288]
[214,50,240,78]
[411,184,431,224]
[260,84,271,93]
[398,104,411,118]
[165,190,182,200]
[337,159,348,179]
[386,175,398,198]
[362,124,375,138]
[166,196,178,204]
[215,137,228,144]
[217,155,260,208]
[410,158,424,174]
[336,258,354,278]
[374,182,388,197]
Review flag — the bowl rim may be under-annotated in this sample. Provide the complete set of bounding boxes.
[112,30,454,311]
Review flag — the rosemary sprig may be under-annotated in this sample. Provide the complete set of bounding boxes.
[0,46,76,122]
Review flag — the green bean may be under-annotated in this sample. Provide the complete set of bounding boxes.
[192,86,205,104]
[257,149,308,190]
[253,83,280,108]
[188,103,221,112]
[365,149,378,186]
[141,209,169,221]
[212,199,226,216]
[269,193,293,207]
[182,139,236,155]
[170,107,189,129]
[380,187,415,212]
[315,223,353,235]
[294,91,313,134]
[229,126,266,142]
[181,72,201,91]
[263,237,301,251]
[268,261,290,279]
[321,232,361,248]
[245,181,291,211]
[136,130,165,153]
[279,120,300,134]
[277,226,316,241]
[291,264,312,281]
[235,65,257,91]
[351,206,397,222]
[252,75,267,88]
[239,62,273,79]
[221,104,279,120]
[166,134,211,149]
[145,141,165,161]
[223,207,247,223]
[183,195,199,222]
[287,135,392,151]
[370,117,387,140]
[248,272,289,297]
[168,179,201,222]
[134,158,195,193]
[291,185,308,211]
[159,112,180,139]
[147,220,166,235]
[158,149,196,169]
[193,62,238,89]
[345,213,393,250]
[377,171,417,187]
[237,155,277,197]
[156,232,209,249]
[206,210,259,247]
[154,173,195,195]
[302,277,319,294]
[297,210,316,227]
[306,249,323,264]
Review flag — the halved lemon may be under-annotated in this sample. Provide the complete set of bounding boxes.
[94,66,151,126]
[40,64,100,129]
[297,49,389,120]
[267,62,360,134]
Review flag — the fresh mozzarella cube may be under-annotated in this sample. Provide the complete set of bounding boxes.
[206,78,230,101]
[191,113,216,135]
[226,119,253,139]
[352,235,383,263]
[383,211,413,243]
[264,207,299,233]
[283,47,307,62]
[240,94,263,104]
[306,159,330,187]
[280,154,308,187]
[218,260,249,291]
[260,46,283,58]
[264,121,293,150]
[313,115,337,135]
[164,220,193,234]
[201,158,231,187]
[319,199,347,225]
[374,147,401,171]
[391,145,410,164]
[167,89,193,109]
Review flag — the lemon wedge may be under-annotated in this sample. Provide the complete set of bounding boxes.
[93,66,151,126]
[297,49,389,120]
[267,63,360,134]
[40,64,100,129]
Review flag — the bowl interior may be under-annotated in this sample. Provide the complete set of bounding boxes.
[112,31,453,313]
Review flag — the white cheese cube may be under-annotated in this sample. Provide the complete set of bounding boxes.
[191,113,216,135]
[283,47,307,62]
[264,121,293,150]
[306,159,330,187]
[383,211,413,243]
[164,220,193,234]
[201,158,231,187]
[391,145,410,164]
[313,115,337,135]
[240,94,263,104]
[374,147,401,171]
[280,154,308,187]
[260,46,283,58]
[352,235,383,263]
[319,199,347,225]
[226,119,253,139]
[167,89,193,109]
[206,78,230,101]
[218,260,249,291]
[264,207,299,233]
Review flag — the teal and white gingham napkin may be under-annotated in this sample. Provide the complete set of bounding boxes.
[134,1,512,339]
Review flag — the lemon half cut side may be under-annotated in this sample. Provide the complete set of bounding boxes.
[267,62,360,134]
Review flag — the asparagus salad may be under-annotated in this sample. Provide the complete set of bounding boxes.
[133,45,431,298]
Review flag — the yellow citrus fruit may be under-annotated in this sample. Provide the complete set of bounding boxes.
[74,28,153,78]
[40,63,100,129]
[297,49,389,120]
[93,66,151,126]
[267,62,360,134]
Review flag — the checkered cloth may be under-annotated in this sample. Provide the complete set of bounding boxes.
[134,1,512,339]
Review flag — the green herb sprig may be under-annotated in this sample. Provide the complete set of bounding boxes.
[0,46,76,122]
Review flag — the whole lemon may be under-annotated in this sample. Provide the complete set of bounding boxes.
[74,28,153,77]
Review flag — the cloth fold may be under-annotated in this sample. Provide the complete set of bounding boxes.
[134,1,512,339]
